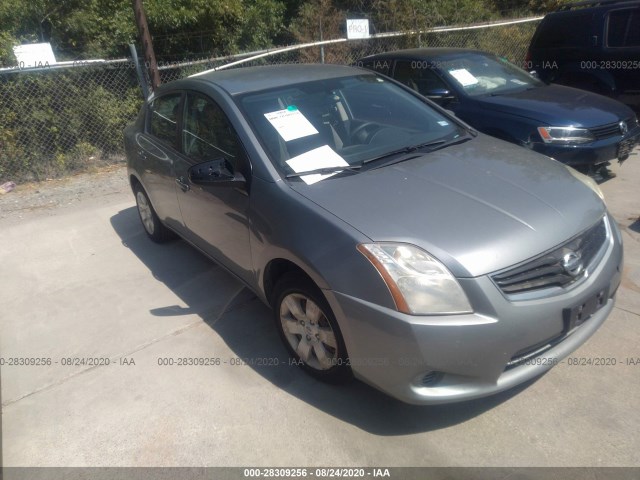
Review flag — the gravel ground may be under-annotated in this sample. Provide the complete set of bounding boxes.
[0,165,130,226]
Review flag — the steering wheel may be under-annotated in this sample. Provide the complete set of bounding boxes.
[350,122,378,144]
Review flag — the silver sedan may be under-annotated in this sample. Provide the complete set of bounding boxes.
[124,64,622,404]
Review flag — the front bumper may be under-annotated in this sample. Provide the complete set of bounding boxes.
[530,128,640,167]
[325,215,623,405]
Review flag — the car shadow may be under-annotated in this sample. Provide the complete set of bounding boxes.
[111,206,541,435]
[593,171,615,185]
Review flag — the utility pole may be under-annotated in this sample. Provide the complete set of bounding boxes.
[132,0,161,90]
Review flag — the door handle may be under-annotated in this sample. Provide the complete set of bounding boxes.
[175,176,190,192]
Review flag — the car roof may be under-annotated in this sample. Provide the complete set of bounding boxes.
[158,64,367,96]
[555,0,639,11]
[360,48,489,61]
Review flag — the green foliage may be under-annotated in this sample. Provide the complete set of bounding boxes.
[0,30,16,67]
[291,0,350,63]
[476,22,539,63]
[528,0,573,13]
[143,0,286,56]
[0,0,287,63]
[238,0,286,51]
[367,0,497,32]
[0,69,142,182]
[292,0,345,42]
[0,0,545,183]
[0,0,541,64]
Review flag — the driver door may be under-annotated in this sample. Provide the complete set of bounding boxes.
[174,92,253,284]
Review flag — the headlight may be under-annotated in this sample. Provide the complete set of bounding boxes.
[357,243,472,315]
[537,126,594,144]
[565,165,605,202]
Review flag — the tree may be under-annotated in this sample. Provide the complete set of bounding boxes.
[0,0,287,65]
[290,0,348,62]
[527,0,573,13]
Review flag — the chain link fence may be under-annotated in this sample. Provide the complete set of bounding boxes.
[158,18,540,82]
[0,18,540,184]
[0,60,143,183]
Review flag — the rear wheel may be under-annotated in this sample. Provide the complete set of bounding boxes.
[134,183,175,243]
[273,273,352,383]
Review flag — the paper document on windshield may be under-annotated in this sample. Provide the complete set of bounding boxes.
[264,106,319,142]
[449,68,479,87]
[286,145,349,185]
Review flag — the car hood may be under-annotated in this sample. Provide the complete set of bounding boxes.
[476,84,633,127]
[289,135,606,278]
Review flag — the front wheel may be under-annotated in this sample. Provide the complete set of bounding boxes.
[273,273,352,383]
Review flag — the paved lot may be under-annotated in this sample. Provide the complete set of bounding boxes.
[1,152,639,467]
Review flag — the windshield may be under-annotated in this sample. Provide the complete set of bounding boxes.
[440,53,543,97]
[237,74,466,179]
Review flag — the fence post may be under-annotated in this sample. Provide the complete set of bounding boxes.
[129,44,150,99]
[320,19,325,64]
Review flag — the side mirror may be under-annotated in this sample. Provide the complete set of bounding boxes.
[424,88,455,104]
[189,158,245,187]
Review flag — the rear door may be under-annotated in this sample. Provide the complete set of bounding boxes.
[137,92,184,232]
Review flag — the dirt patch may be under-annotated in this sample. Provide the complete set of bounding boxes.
[0,164,130,225]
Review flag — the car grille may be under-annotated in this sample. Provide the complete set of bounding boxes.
[589,116,636,140]
[492,217,608,295]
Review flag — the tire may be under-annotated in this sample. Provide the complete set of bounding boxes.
[273,273,352,383]
[133,183,175,243]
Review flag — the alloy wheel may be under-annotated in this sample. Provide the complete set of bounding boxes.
[279,293,338,371]
[136,191,155,235]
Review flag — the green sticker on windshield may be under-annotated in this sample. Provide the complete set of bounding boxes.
[287,105,298,111]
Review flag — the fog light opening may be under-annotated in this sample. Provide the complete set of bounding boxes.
[418,371,443,387]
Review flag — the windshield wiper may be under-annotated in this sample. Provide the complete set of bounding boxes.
[428,134,473,152]
[285,165,361,179]
[364,134,473,169]
[363,140,445,166]
[490,86,536,96]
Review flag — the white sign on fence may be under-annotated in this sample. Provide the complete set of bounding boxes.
[13,43,57,68]
[346,19,370,39]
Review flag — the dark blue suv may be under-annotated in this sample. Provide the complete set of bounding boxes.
[527,0,640,113]
[357,48,639,175]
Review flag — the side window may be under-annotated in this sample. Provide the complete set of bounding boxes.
[360,59,390,75]
[393,61,419,91]
[535,14,593,48]
[628,12,640,46]
[607,9,640,47]
[149,93,181,146]
[419,69,449,94]
[393,61,451,96]
[182,94,245,169]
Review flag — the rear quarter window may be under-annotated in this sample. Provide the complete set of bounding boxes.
[359,59,391,75]
[534,13,593,48]
[149,93,181,146]
[607,9,640,47]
